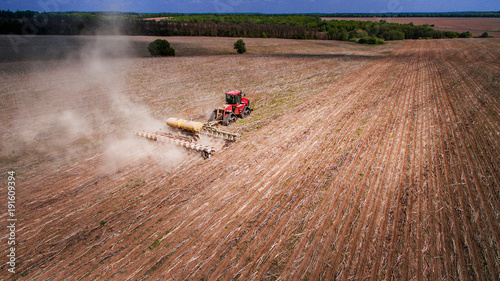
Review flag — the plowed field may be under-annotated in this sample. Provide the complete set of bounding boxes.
[1,37,499,280]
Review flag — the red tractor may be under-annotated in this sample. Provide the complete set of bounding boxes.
[208,90,252,126]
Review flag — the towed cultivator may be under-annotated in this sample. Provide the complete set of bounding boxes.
[134,117,238,159]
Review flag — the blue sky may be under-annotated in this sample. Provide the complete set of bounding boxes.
[1,0,499,13]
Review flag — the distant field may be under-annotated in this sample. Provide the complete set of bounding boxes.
[143,17,172,21]
[323,17,500,37]
[0,35,396,62]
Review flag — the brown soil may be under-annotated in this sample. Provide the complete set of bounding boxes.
[143,17,172,21]
[0,37,499,280]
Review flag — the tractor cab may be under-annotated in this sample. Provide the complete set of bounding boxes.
[208,90,252,126]
[225,90,242,105]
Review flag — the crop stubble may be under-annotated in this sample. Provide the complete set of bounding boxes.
[1,38,499,280]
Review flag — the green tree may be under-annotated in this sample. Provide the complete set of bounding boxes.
[479,31,492,38]
[459,31,473,38]
[340,27,349,41]
[350,28,368,39]
[358,36,385,45]
[233,39,246,54]
[443,31,459,38]
[381,30,405,40]
[148,39,175,56]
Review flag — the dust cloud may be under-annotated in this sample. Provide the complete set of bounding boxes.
[1,30,186,175]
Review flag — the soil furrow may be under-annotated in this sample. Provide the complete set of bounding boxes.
[3,38,499,280]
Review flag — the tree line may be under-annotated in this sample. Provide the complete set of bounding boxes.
[1,10,488,42]
[128,20,318,39]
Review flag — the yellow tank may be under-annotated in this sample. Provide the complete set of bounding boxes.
[166,117,204,132]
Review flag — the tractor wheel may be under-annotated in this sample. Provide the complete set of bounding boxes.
[201,151,210,159]
[241,106,251,118]
[223,113,236,126]
[208,110,217,122]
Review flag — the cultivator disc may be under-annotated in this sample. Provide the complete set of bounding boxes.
[135,118,239,159]
[201,122,239,142]
[134,130,215,159]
